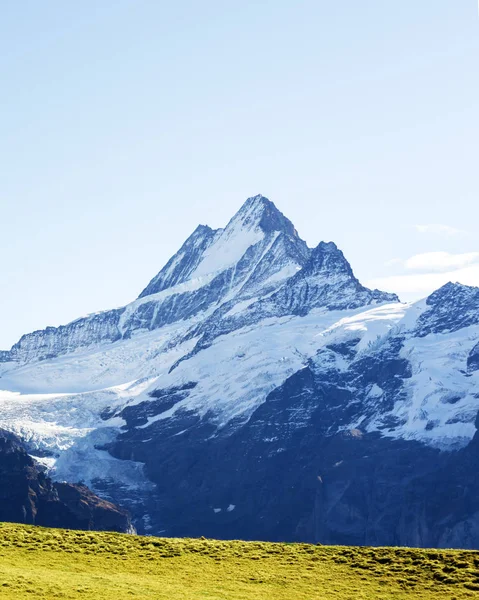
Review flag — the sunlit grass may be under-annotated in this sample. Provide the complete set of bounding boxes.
[0,522,478,598]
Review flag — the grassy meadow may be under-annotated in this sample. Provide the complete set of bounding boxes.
[0,522,478,599]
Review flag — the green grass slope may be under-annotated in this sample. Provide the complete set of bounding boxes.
[0,523,478,599]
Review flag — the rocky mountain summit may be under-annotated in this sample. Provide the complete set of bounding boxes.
[0,195,477,547]
[0,196,395,365]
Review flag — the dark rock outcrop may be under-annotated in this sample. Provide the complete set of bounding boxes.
[0,430,134,533]
[468,342,479,373]
[416,282,479,337]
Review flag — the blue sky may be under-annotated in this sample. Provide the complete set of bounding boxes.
[1,1,478,348]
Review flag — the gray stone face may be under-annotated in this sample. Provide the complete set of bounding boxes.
[7,308,125,363]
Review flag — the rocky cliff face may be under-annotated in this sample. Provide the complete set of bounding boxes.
[0,195,477,548]
[7,309,125,364]
[0,430,135,533]
[468,342,479,372]
[415,282,479,337]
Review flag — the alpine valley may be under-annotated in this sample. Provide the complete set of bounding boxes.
[1,195,478,548]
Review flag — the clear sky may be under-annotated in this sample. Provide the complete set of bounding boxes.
[1,1,478,349]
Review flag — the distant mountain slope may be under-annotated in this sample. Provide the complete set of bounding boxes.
[0,195,477,547]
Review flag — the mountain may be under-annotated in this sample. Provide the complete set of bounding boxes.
[0,196,392,366]
[0,195,478,547]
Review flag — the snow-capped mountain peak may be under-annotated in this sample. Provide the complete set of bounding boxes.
[225,194,300,238]
[138,195,300,300]
[0,195,398,365]
[0,195,478,546]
